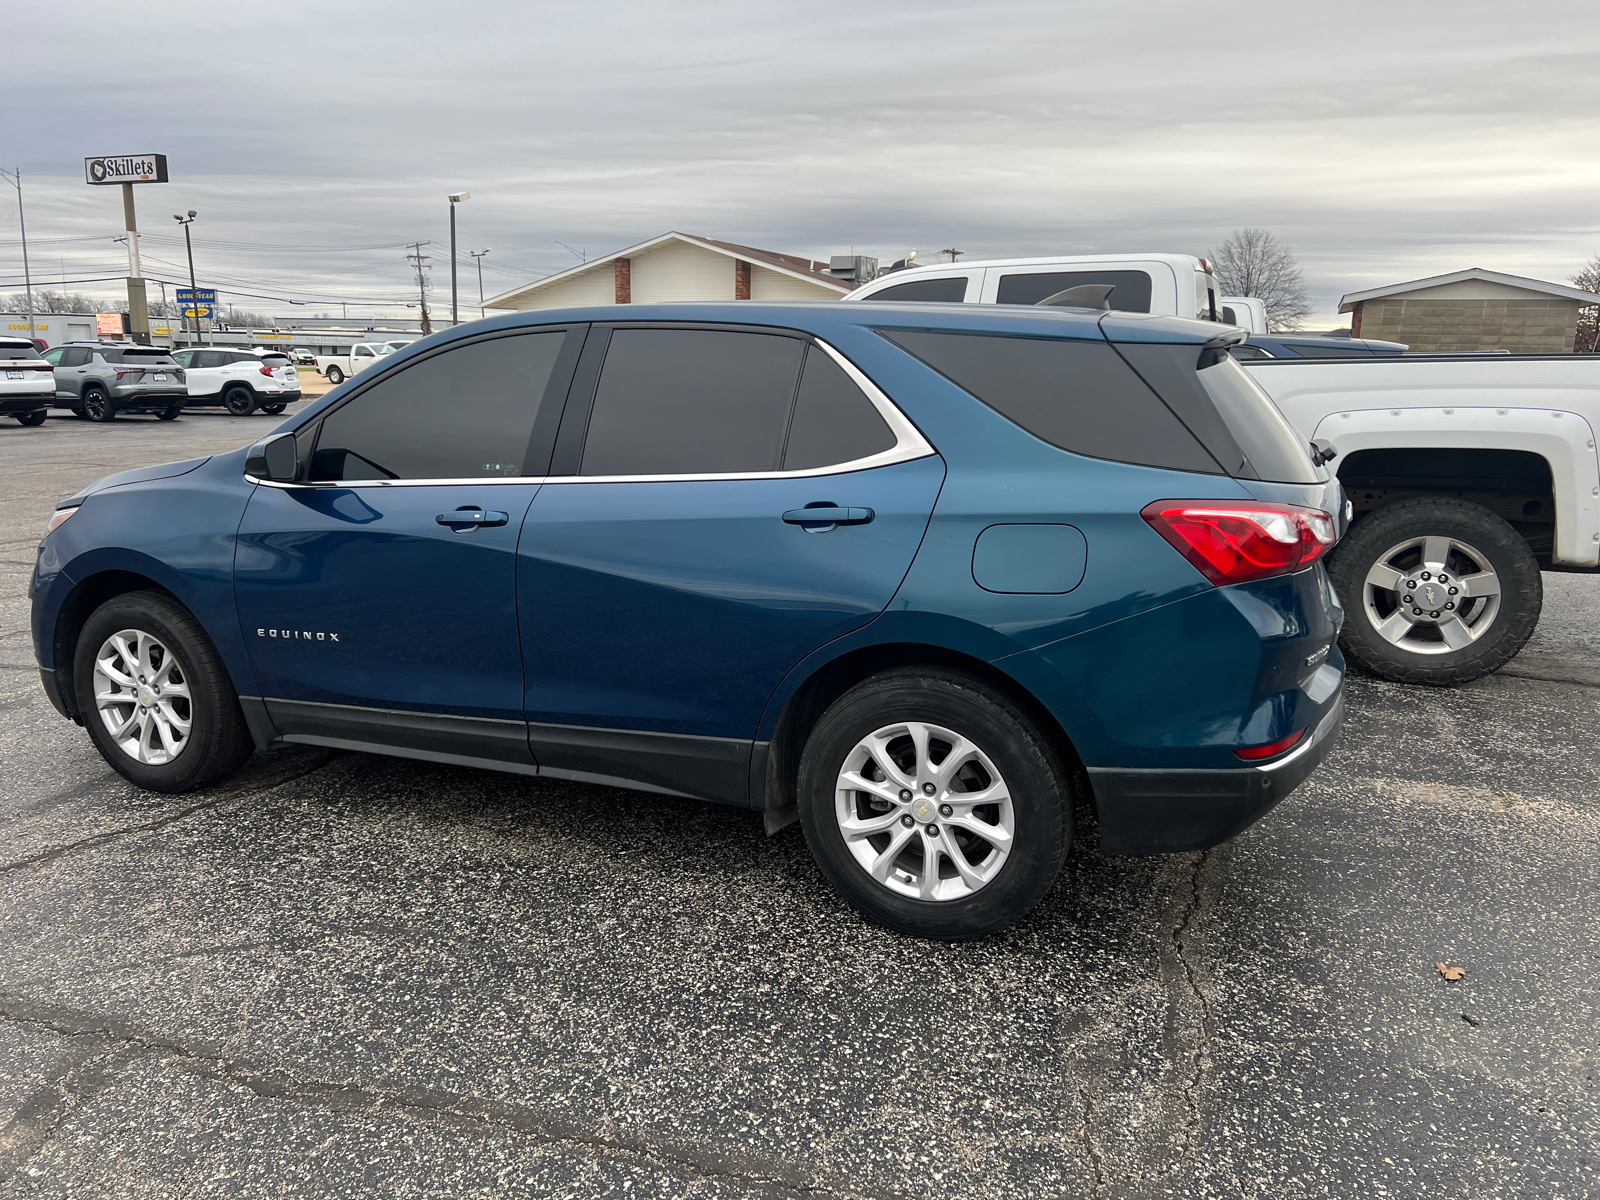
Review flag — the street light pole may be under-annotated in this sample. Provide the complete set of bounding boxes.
[448,192,469,326]
[470,248,491,320]
[2,169,36,342]
[173,210,204,346]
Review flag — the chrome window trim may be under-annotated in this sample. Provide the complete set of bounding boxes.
[246,335,937,489]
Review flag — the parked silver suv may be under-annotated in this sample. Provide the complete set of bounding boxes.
[43,343,189,422]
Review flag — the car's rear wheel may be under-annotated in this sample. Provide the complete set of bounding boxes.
[81,387,115,422]
[74,591,254,793]
[1328,497,1541,686]
[223,387,256,416]
[260,402,287,415]
[157,404,184,421]
[797,669,1071,939]
[324,365,344,385]
[15,410,48,426]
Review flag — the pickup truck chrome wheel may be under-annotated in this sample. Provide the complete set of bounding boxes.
[92,628,193,765]
[324,365,344,385]
[1362,534,1501,655]
[835,720,1016,902]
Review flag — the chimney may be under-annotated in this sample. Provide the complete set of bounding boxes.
[615,257,631,304]
[735,260,751,300]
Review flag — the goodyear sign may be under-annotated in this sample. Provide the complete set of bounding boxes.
[85,154,169,185]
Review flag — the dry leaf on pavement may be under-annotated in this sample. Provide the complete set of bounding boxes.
[1436,962,1466,981]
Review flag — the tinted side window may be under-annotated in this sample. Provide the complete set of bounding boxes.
[312,332,566,481]
[863,277,969,303]
[59,348,90,367]
[782,347,896,470]
[883,331,1220,475]
[580,329,803,475]
[995,270,1153,312]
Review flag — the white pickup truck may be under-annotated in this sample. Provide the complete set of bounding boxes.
[1245,354,1600,685]
[314,340,414,386]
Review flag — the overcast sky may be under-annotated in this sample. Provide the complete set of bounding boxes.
[3,0,1598,325]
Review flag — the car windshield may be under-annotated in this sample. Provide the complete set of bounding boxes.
[374,345,396,355]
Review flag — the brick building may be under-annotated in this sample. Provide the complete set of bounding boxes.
[1340,268,1600,353]
[485,232,851,311]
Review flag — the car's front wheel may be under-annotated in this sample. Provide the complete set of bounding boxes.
[1327,497,1542,685]
[81,388,115,422]
[797,669,1071,939]
[74,591,255,793]
[15,410,48,426]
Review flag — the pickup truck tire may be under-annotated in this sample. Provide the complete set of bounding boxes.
[222,386,257,416]
[1328,497,1541,686]
[81,387,115,423]
[324,365,345,385]
[15,410,48,426]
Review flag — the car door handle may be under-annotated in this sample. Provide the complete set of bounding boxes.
[436,509,509,527]
[782,505,874,529]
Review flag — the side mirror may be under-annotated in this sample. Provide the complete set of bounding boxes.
[246,432,299,482]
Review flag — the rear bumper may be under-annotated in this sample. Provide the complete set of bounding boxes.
[1089,688,1344,855]
[0,394,52,413]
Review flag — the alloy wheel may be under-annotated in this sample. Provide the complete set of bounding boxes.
[1362,534,1502,655]
[92,628,193,764]
[834,720,1015,901]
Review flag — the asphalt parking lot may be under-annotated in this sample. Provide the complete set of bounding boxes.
[1,408,1596,1199]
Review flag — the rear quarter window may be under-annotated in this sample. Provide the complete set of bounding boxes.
[862,277,970,303]
[881,330,1221,475]
[995,270,1153,311]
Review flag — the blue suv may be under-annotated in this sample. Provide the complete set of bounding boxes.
[32,302,1346,939]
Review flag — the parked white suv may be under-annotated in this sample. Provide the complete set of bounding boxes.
[845,253,1222,321]
[1,336,55,425]
[170,347,302,415]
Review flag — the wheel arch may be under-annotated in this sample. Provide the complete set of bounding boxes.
[756,639,1091,833]
[49,570,178,721]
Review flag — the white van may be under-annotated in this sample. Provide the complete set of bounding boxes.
[844,253,1222,321]
[1220,296,1269,333]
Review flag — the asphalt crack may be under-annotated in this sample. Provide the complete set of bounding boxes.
[0,993,901,1200]
[1170,849,1219,1163]
[0,748,336,876]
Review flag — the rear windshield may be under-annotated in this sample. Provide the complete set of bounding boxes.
[119,347,177,361]
[0,342,42,360]
[260,354,291,365]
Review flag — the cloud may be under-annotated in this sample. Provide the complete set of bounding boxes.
[2,0,1598,323]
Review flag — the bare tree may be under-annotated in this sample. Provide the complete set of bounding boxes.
[1208,228,1313,331]
[2,289,103,314]
[1572,253,1600,353]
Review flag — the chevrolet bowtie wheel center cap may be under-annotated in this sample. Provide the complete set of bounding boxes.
[912,799,936,823]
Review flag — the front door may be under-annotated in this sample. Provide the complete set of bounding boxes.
[518,326,944,803]
[234,326,580,767]
[54,346,90,400]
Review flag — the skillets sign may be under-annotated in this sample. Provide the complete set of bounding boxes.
[84,154,169,185]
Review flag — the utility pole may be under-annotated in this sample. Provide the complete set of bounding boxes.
[470,248,491,320]
[2,169,36,341]
[448,193,469,327]
[174,210,205,345]
[407,242,433,335]
[940,248,964,262]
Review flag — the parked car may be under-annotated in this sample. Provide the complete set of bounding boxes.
[42,342,188,422]
[169,347,301,414]
[1231,334,1408,360]
[1243,353,1600,684]
[32,302,1345,939]
[845,253,1224,321]
[0,336,55,425]
[289,348,316,366]
[314,341,398,385]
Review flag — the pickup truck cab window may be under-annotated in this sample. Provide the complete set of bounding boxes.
[994,269,1154,311]
[861,276,969,303]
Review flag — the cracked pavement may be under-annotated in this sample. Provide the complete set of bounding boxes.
[1,410,1597,1197]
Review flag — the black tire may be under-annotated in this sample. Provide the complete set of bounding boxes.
[222,386,257,416]
[81,387,115,422]
[1328,497,1542,686]
[157,404,184,421]
[260,402,287,415]
[73,591,254,793]
[324,365,344,386]
[15,409,48,426]
[797,669,1071,940]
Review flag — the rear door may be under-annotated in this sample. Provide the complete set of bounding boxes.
[517,324,944,804]
[184,349,228,397]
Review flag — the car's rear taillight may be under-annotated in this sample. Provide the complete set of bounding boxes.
[1235,728,1307,761]
[259,366,274,377]
[1141,500,1336,585]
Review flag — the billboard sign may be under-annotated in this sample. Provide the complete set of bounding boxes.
[175,288,216,303]
[96,313,126,336]
[84,154,169,185]
[181,306,215,320]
